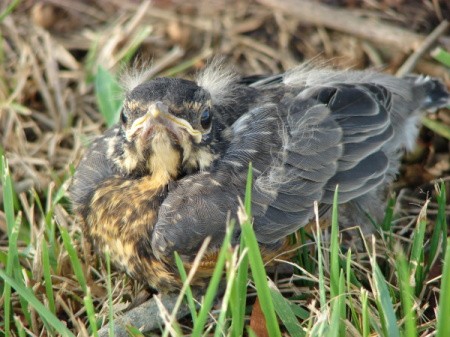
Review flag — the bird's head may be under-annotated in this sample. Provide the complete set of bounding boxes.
[112,77,216,178]
[122,78,213,146]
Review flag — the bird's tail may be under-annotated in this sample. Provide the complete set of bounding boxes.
[405,75,450,110]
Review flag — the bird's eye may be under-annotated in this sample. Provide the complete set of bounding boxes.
[120,109,128,124]
[200,109,212,130]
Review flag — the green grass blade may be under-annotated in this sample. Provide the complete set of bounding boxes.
[247,327,258,337]
[41,238,56,314]
[270,287,305,337]
[316,204,327,312]
[105,251,115,337]
[346,249,362,334]
[84,288,99,337]
[240,163,281,337]
[437,182,448,257]
[192,223,234,336]
[328,271,345,337]
[431,47,450,68]
[117,26,153,64]
[329,187,346,337]
[330,186,340,298]
[298,228,314,277]
[94,65,123,127]
[2,155,22,334]
[230,220,248,337]
[1,156,15,241]
[60,225,87,293]
[410,201,428,295]
[214,247,238,337]
[437,237,450,337]
[395,249,417,337]
[380,195,396,236]
[361,289,369,337]
[372,263,400,337]
[0,0,21,23]
[425,183,446,284]
[174,252,198,324]
[422,117,450,140]
[229,161,252,337]
[126,325,145,337]
[33,190,58,270]
[52,179,69,206]
[0,268,76,337]
[287,302,309,320]
[241,223,281,337]
[84,39,100,81]
[13,315,26,337]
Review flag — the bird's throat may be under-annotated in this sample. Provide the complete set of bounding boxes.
[146,134,181,184]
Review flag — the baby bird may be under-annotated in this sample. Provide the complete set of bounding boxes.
[71,62,450,290]
[70,66,259,289]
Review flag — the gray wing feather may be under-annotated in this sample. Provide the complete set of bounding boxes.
[152,104,284,256]
[252,84,393,242]
[152,73,449,256]
[152,90,344,255]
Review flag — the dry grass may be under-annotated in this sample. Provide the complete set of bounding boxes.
[1,0,450,335]
[1,0,448,195]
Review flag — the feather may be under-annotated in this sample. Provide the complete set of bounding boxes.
[153,66,450,253]
[196,57,240,106]
[119,59,155,93]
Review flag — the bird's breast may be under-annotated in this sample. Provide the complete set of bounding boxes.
[85,175,173,284]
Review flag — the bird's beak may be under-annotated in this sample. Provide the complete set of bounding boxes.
[126,102,202,143]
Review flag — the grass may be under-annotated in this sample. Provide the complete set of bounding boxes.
[94,65,123,128]
[1,152,449,336]
[1,1,449,336]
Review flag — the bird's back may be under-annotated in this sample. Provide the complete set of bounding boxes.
[253,68,450,238]
[153,66,450,255]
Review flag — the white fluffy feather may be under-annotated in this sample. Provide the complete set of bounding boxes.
[119,60,155,93]
[196,58,239,105]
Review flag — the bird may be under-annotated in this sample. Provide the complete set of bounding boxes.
[70,62,258,290]
[70,60,450,291]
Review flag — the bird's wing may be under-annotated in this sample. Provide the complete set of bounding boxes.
[152,82,395,258]
[152,103,287,258]
[250,83,393,242]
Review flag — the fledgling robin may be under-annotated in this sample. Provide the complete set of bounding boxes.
[70,63,258,289]
[70,61,450,291]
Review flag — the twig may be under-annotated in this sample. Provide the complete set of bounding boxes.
[257,0,450,52]
[97,292,192,337]
[396,20,449,76]
[361,42,383,67]
[236,35,283,60]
